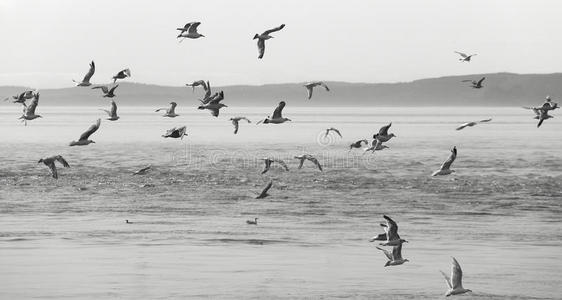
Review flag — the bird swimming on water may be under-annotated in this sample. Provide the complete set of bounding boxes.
[455,118,491,130]
[19,92,42,126]
[304,82,330,100]
[73,60,95,86]
[256,181,273,199]
[92,84,119,98]
[112,68,131,83]
[254,24,285,59]
[69,119,101,146]
[230,117,251,134]
[162,126,188,139]
[177,22,205,41]
[99,100,120,121]
[432,146,457,176]
[156,102,179,118]
[246,218,258,225]
[440,257,472,297]
[294,154,323,171]
[257,101,291,124]
[38,155,70,179]
[454,51,477,62]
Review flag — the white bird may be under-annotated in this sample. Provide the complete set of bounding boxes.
[92,84,119,98]
[230,117,251,134]
[112,68,131,83]
[177,22,204,41]
[261,158,289,174]
[455,118,491,130]
[294,154,323,172]
[304,82,330,99]
[440,257,472,297]
[324,127,342,138]
[38,155,70,179]
[69,119,101,146]
[162,126,188,139]
[455,51,477,62]
[375,244,409,267]
[256,181,273,199]
[432,146,457,176]
[254,24,285,59]
[373,123,396,142]
[19,92,42,126]
[378,215,408,246]
[132,165,151,175]
[156,102,179,117]
[257,101,291,124]
[246,218,258,225]
[198,91,227,117]
[73,60,95,86]
[99,100,120,121]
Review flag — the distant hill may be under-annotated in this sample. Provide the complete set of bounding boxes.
[2,73,561,106]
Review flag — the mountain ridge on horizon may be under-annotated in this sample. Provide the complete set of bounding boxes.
[2,72,561,106]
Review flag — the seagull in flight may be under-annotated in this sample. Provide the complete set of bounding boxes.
[455,51,477,62]
[162,126,188,139]
[186,80,208,92]
[112,68,131,83]
[257,101,291,124]
[4,90,36,106]
[69,119,101,146]
[440,257,472,297]
[378,215,408,246]
[73,60,95,86]
[432,146,457,176]
[531,107,553,128]
[92,84,119,98]
[254,24,285,59]
[19,92,42,126]
[156,102,179,117]
[177,22,204,41]
[230,117,251,134]
[38,155,70,179]
[349,139,369,151]
[294,154,323,172]
[261,158,289,174]
[373,123,396,143]
[256,181,273,199]
[455,118,491,130]
[99,100,120,121]
[198,91,227,117]
[304,82,330,99]
[461,77,485,88]
[375,244,409,267]
[324,127,342,138]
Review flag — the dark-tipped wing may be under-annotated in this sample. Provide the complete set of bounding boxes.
[209,91,225,104]
[392,244,403,260]
[83,61,95,82]
[305,85,313,99]
[477,77,485,85]
[455,51,468,58]
[55,155,70,168]
[257,38,265,59]
[108,85,119,95]
[305,155,323,171]
[379,122,392,136]
[272,101,286,119]
[26,93,39,115]
[451,257,464,289]
[261,159,271,174]
[263,24,285,35]
[440,146,457,170]
[188,22,201,34]
[331,128,342,137]
[440,270,453,289]
[376,247,393,261]
[320,82,330,91]
[258,181,273,198]
[383,215,400,240]
[92,85,109,94]
[79,118,101,141]
[48,162,58,179]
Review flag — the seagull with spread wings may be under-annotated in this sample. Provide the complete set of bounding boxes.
[455,51,477,62]
[440,257,472,296]
[455,118,491,130]
[177,22,204,41]
[373,122,396,143]
[73,60,95,86]
[198,91,227,117]
[162,126,188,139]
[112,69,131,83]
[19,92,42,126]
[155,102,179,117]
[378,215,408,246]
[4,90,36,106]
[432,146,457,176]
[294,154,323,172]
[349,139,369,151]
[230,117,251,134]
[38,155,70,179]
[461,77,485,88]
[99,100,120,121]
[92,84,119,98]
[69,119,101,146]
[324,127,342,138]
[253,24,285,59]
[257,101,291,124]
[304,82,330,99]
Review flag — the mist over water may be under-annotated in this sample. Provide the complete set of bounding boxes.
[1,106,561,299]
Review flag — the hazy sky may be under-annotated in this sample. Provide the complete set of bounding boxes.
[1,0,561,88]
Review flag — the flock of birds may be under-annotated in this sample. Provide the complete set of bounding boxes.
[3,21,560,297]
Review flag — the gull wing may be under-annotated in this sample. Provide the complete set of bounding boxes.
[272,101,286,119]
[383,215,400,240]
[455,122,470,131]
[263,24,285,35]
[257,181,273,198]
[55,155,70,168]
[319,82,330,91]
[273,159,289,171]
[440,270,453,289]
[261,159,271,174]
[209,91,225,104]
[378,122,392,136]
[455,51,468,58]
[392,244,403,260]
[188,22,201,34]
[305,85,313,99]
[479,118,492,123]
[477,77,485,86]
[451,257,464,289]
[331,128,342,137]
[108,84,119,96]
[79,119,101,141]
[82,61,95,83]
[48,162,58,179]
[232,119,239,134]
[369,232,387,242]
[257,38,265,59]
[26,93,39,115]
[92,85,109,94]
[305,155,323,171]
[440,146,457,171]
[110,100,118,116]
[376,247,393,261]
[177,126,187,139]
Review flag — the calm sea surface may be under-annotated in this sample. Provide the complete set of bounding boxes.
[1,106,561,299]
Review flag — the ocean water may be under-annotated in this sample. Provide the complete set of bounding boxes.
[0,106,561,299]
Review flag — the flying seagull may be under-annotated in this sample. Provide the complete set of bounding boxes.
[455,51,477,62]
[19,92,42,126]
[112,68,131,83]
[256,181,273,199]
[363,139,389,154]
[230,117,251,134]
[73,60,95,86]
[92,84,119,98]
[432,146,457,176]
[162,126,188,139]
[461,77,485,88]
[455,118,492,130]
[4,90,36,106]
[69,119,101,146]
[132,165,151,175]
[156,102,179,117]
[304,82,330,99]
[440,257,472,297]
[99,100,120,121]
[254,24,285,59]
[198,91,227,117]
[532,107,553,128]
[376,244,409,267]
[324,127,342,138]
[294,154,323,171]
[246,218,258,225]
[38,155,70,179]
[378,215,408,246]
[349,139,369,151]
[373,123,396,143]
[261,158,289,174]
[177,22,204,41]
[186,80,208,92]
[257,101,291,124]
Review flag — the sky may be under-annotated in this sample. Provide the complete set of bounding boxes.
[1,0,561,88]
